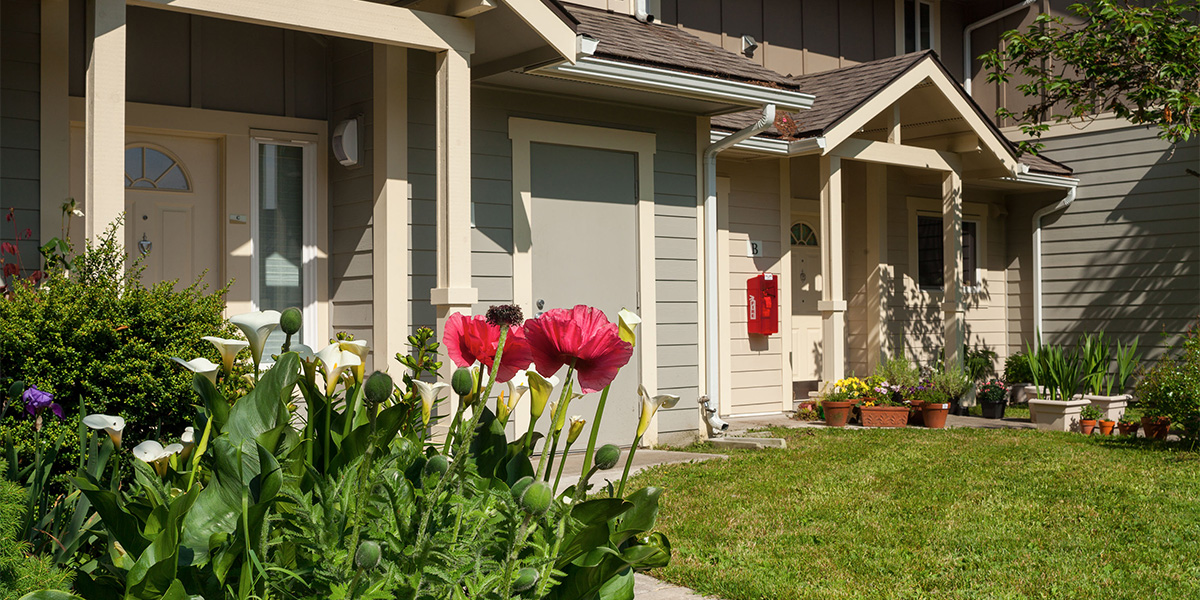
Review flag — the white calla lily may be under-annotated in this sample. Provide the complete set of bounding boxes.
[413,380,451,426]
[170,356,220,385]
[317,343,362,396]
[338,339,370,383]
[202,336,249,375]
[132,440,185,476]
[180,426,196,460]
[527,371,559,421]
[82,414,126,447]
[229,310,282,368]
[636,384,680,438]
[618,308,642,347]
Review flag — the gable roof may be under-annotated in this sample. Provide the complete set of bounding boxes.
[712,51,1073,177]
[564,4,800,90]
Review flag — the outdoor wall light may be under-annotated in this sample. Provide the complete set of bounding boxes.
[332,117,362,168]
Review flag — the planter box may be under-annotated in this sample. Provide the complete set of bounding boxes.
[1028,398,1091,432]
[1083,394,1130,422]
[860,406,908,428]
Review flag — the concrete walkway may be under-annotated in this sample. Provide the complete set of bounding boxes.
[634,574,718,600]
[555,448,726,482]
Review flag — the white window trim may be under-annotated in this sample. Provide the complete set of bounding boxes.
[249,133,320,352]
[906,196,988,305]
[896,0,940,55]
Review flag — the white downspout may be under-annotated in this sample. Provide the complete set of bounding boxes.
[963,0,1037,96]
[634,0,655,23]
[702,104,776,424]
[1032,186,1075,337]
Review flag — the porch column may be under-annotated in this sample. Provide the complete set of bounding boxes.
[85,0,126,242]
[942,169,965,369]
[431,47,478,381]
[373,45,409,374]
[818,155,846,383]
[865,163,888,369]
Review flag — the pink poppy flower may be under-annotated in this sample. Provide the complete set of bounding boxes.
[523,305,634,393]
[442,313,533,383]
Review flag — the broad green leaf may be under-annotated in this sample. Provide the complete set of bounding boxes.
[18,592,86,600]
[572,498,632,526]
[71,476,151,557]
[192,374,228,431]
[611,486,663,546]
[597,568,635,600]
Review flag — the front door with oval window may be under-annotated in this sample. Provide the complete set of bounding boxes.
[123,134,221,290]
[790,215,822,382]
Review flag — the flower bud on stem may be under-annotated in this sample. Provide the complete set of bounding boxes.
[534,363,575,481]
[572,383,612,503]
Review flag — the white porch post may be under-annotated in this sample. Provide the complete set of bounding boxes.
[942,169,965,369]
[818,155,846,382]
[373,45,409,374]
[85,0,126,242]
[431,47,478,384]
[865,163,888,369]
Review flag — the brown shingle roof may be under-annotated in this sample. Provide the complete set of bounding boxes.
[564,4,799,90]
[712,50,1074,177]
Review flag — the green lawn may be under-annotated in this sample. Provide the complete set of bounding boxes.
[632,427,1200,600]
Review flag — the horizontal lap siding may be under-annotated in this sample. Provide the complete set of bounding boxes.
[460,84,701,438]
[1034,125,1200,359]
[720,159,784,414]
[1,0,40,269]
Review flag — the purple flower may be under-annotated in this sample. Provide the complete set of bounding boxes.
[23,386,64,420]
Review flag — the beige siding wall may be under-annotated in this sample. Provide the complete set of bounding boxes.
[719,158,785,414]
[1030,123,1200,359]
[1,0,41,265]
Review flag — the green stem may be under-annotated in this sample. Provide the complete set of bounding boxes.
[499,515,533,600]
[573,383,611,496]
[323,390,332,475]
[616,435,642,498]
[534,365,575,480]
[552,441,573,494]
[441,400,467,455]
[522,417,538,455]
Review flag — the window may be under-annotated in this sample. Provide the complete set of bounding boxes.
[916,216,977,288]
[790,222,818,247]
[902,0,936,53]
[252,137,316,358]
[125,146,190,191]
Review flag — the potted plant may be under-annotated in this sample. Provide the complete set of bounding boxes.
[1004,351,1037,405]
[977,379,1008,419]
[857,377,909,428]
[1081,333,1140,422]
[1025,340,1092,432]
[1108,412,1137,436]
[914,384,951,429]
[1079,404,1101,435]
[874,355,921,425]
[1141,409,1171,441]
[818,377,867,428]
[932,367,970,416]
[1098,417,1116,436]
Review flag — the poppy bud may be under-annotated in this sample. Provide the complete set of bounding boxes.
[424,454,449,481]
[519,481,552,516]
[513,567,539,592]
[510,475,534,501]
[355,540,382,570]
[451,367,475,398]
[364,371,393,406]
[594,444,621,470]
[280,307,303,335]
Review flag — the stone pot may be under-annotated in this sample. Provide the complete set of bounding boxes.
[1008,383,1035,405]
[1084,394,1131,422]
[823,401,853,428]
[922,402,950,429]
[1098,420,1115,436]
[1028,398,1091,432]
[860,405,908,428]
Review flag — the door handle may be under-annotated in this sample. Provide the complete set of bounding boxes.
[138,233,152,256]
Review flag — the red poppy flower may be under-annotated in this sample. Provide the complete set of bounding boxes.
[442,313,533,383]
[522,305,634,393]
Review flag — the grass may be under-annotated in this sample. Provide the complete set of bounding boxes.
[630,427,1200,600]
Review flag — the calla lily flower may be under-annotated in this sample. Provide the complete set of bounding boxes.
[618,308,642,347]
[567,416,587,444]
[498,371,530,425]
[229,310,281,368]
[527,371,559,421]
[170,356,220,385]
[414,380,451,426]
[292,343,319,386]
[549,389,583,434]
[339,339,370,383]
[317,343,362,396]
[132,440,185,477]
[82,414,126,447]
[636,384,680,438]
[180,426,196,460]
[202,336,249,375]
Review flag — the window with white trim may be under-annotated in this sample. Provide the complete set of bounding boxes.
[901,0,937,53]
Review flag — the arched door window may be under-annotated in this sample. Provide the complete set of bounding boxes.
[790,222,818,247]
[125,146,191,191]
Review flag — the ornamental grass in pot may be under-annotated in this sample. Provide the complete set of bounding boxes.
[1025,339,1091,432]
[977,379,1008,419]
[932,367,970,416]
[1081,332,1140,421]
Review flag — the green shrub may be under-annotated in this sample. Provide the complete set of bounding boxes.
[0,224,238,470]
[1004,352,1035,384]
[873,355,920,389]
[1134,324,1200,437]
[0,460,71,599]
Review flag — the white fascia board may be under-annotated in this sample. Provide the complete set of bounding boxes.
[708,131,826,156]
[537,57,815,112]
[1002,172,1080,189]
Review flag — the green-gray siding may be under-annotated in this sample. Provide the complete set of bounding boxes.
[2,0,41,267]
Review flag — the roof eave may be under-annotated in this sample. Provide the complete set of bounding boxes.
[534,56,815,112]
[708,130,825,156]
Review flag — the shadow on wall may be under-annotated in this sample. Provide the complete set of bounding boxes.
[890,269,997,372]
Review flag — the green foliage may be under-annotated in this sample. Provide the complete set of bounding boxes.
[1025,340,1088,402]
[1003,352,1035,385]
[1134,323,1200,438]
[982,0,1200,153]
[963,348,997,383]
[976,380,1007,405]
[872,356,919,390]
[0,460,72,600]
[1080,405,1102,421]
[931,367,969,400]
[0,222,240,459]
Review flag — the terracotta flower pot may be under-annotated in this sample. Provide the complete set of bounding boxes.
[1098,420,1115,436]
[860,405,908,428]
[1141,416,1170,440]
[823,401,853,428]
[1080,419,1097,435]
[1117,422,1139,436]
[922,402,950,429]
[908,400,926,426]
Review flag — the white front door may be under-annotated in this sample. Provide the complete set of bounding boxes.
[790,215,822,382]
